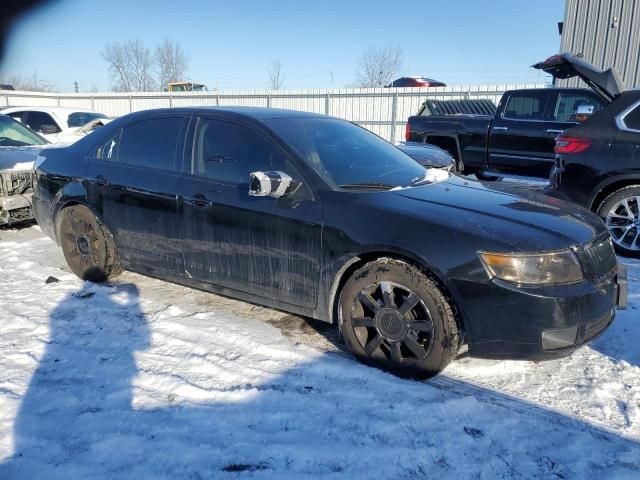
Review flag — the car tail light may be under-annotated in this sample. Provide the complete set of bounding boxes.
[554,137,591,154]
[405,123,411,141]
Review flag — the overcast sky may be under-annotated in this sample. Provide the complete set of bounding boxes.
[2,0,565,92]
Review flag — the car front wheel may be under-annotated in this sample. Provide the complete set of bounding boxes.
[338,258,461,379]
[597,185,640,258]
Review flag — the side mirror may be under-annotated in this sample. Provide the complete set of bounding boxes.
[39,124,59,135]
[575,105,595,123]
[249,171,298,199]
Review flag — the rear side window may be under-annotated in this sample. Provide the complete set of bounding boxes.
[191,118,285,184]
[623,105,640,131]
[548,92,604,122]
[114,117,183,170]
[502,92,548,121]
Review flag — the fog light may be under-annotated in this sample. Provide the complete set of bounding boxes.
[541,326,578,350]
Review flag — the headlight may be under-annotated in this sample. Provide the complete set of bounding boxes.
[478,250,583,285]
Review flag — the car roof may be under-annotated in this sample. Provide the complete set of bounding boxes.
[0,106,101,115]
[126,106,329,121]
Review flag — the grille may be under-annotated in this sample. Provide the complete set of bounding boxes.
[583,310,614,341]
[575,235,618,286]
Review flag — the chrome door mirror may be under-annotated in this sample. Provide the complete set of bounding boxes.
[249,171,297,198]
[575,104,595,123]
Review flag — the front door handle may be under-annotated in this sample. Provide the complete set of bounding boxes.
[546,129,564,134]
[492,126,508,131]
[183,194,213,208]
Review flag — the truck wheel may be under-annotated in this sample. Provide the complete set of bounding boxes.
[597,185,640,257]
[58,205,123,281]
[338,258,460,379]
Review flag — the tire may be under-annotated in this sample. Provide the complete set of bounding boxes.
[596,185,640,258]
[338,258,460,379]
[58,205,123,282]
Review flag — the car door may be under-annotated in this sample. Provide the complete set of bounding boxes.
[487,90,555,177]
[85,114,187,276]
[177,115,322,308]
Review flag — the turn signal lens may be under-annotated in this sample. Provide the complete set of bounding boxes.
[479,250,584,285]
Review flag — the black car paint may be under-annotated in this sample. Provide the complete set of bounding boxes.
[33,107,623,360]
[547,89,640,210]
[407,88,603,178]
[396,142,455,170]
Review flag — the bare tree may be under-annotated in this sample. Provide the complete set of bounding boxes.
[101,40,155,92]
[268,60,284,90]
[0,72,56,92]
[155,39,189,88]
[355,45,403,87]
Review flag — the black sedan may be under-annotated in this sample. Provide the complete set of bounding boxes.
[32,107,626,378]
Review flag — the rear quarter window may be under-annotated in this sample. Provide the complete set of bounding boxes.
[623,104,640,131]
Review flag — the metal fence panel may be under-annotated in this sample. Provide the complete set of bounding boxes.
[0,84,545,142]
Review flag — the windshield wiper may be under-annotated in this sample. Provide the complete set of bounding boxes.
[338,182,395,190]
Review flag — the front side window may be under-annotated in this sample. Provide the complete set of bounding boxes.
[24,111,61,133]
[68,112,108,128]
[0,115,48,146]
[266,117,427,189]
[548,92,604,122]
[115,117,183,170]
[503,92,548,121]
[191,118,285,184]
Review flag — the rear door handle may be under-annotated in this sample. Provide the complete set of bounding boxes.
[492,126,508,131]
[93,175,109,186]
[183,194,213,208]
[546,129,564,134]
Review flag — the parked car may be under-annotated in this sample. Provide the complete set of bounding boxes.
[32,107,626,378]
[406,56,611,179]
[0,114,49,225]
[535,55,640,257]
[0,106,108,143]
[387,77,446,88]
[396,142,456,172]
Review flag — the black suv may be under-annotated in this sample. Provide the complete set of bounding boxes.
[539,54,640,257]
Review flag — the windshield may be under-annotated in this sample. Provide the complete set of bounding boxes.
[266,117,426,189]
[0,115,48,146]
[67,112,108,128]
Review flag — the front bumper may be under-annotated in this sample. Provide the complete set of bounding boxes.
[0,193,34,225]
[454,264,625,360]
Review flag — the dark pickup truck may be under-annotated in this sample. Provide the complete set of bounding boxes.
[406,55,618,179]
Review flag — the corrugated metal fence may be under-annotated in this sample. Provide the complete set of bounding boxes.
[0,84,545,142]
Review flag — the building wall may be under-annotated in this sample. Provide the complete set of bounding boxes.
[559,0,640,89]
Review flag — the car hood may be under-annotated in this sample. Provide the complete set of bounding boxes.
[390,177,606,251]
[0,146,43,172]
[533,53,624,103]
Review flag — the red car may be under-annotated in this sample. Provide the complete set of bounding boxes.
[387,76,446,87]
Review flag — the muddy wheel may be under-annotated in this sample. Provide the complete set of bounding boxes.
[597,185,640,258]
[338,258,460,379]
[58,205,122,282]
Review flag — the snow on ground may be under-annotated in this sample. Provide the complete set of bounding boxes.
[0,225,639,479]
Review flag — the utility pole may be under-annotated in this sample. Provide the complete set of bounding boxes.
[74,81,79,93]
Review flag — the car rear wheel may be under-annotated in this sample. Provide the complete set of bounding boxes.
[597,185,640,258]
[58,205,123,281]
[338,259,460,379]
